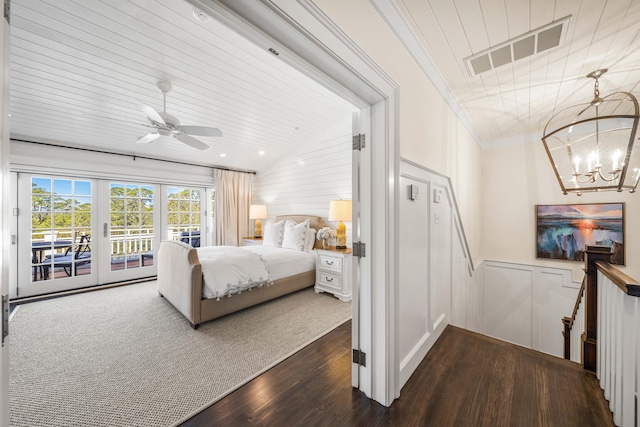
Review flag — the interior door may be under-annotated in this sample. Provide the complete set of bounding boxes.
[352,108,372,393]
[16,174,99,298]
[99,181,160,284]
[1,7,10,425]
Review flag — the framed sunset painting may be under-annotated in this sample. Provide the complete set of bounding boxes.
[536,203,624,265]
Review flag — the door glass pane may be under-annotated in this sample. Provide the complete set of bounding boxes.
[167,187,201,247]
[31,177,92,282]
[109,182,154,270]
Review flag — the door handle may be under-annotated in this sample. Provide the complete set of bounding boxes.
[103,223,108,238]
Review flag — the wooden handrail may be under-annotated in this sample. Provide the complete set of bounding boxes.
[565,275,586,329]
[595,261,640,297]
[562,276,586,360]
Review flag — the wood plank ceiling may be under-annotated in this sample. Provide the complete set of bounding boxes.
[9,0,357,172]
[395,0,640,148]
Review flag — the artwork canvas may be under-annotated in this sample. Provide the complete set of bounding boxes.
[536,203,624,265]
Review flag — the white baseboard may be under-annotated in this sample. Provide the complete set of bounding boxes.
[399,313,449,389]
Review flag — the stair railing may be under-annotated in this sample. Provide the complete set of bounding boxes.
[562,276,585,362]
[563,245,639,427]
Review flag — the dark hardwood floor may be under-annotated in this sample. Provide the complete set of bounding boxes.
[181,322,614,427]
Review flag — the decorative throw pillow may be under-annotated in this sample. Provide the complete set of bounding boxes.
[282,218,310,251]
[304,228,317,251]
[262,220,285,247]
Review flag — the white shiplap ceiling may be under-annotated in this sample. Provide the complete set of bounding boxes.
[392,0,640,148]
[12,0,640,167]
[9,0,357,172]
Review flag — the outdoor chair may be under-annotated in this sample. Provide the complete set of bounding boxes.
[179,230,200,247]
[45,234,92,276]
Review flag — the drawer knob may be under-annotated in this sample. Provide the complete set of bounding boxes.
[325,276,333,282]
[325,260,334,265]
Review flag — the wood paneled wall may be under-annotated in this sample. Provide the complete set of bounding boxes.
[253,118,352,242]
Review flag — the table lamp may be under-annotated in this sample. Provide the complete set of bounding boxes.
[249,205,267,238]
[329,200,351,249]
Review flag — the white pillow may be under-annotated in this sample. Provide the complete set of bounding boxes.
[262,220,285,247]
[282,218,310,251]
[304,228,317,251]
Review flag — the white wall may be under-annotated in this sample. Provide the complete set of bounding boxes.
[398,160,481,387]
[315,0,483,266]
[481,139,640,357]
[483,139,640,281]
[253,118,352,242]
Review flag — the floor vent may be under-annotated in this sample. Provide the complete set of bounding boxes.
[464,16,570,76]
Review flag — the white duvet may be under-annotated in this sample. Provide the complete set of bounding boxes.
[197,245,316,299]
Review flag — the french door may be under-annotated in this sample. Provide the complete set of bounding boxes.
[15,174,208,297]
[17,174,99,297]
[99,181,160,284]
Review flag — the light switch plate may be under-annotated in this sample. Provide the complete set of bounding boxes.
[433,188,442,203]
[409,184,419,200]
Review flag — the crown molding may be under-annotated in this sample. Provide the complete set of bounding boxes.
[369,0,485,149]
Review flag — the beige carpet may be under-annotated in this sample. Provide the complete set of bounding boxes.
[9,281,351,427]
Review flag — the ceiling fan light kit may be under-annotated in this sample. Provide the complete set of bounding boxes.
[542,69,640,195]
[136,81,222,150]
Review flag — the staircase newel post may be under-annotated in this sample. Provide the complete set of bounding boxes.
[562,317,571,360]
[583,245,612,372]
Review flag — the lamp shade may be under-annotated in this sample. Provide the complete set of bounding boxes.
[249,204,267,219]
[329,200,352,222]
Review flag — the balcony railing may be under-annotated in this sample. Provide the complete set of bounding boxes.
[32,227,198,258]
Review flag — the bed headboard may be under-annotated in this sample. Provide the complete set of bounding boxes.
[275,215,328,249]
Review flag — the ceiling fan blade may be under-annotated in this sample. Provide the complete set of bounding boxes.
[176,134,209,150]
[178,125,223,137]
[140,103,165,125]
[136,133,161,144]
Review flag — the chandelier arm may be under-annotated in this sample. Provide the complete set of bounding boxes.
[595,168,620,182]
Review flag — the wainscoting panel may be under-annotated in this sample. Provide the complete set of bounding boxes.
[483,263,533,348]
[398,159,476,389]
[398,174,432,387]
[430,184,452,331]
[398,174,430,362]
[482,260,582,357]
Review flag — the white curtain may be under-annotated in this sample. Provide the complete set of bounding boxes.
[214,169,253,246]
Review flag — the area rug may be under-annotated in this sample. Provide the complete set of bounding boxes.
[8,281,352,427]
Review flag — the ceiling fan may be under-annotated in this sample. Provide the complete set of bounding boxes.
[137,81,222,150]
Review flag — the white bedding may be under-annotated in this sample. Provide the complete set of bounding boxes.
[197,245,316,299]
[240,245,316,281]
[197,246,269,299]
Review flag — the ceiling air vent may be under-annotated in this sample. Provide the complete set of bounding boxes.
[464,16,570,76]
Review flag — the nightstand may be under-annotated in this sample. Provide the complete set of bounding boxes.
[315,247,352,302]
[242,237,263,246]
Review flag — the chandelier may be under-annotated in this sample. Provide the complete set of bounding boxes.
[542,69,640,195]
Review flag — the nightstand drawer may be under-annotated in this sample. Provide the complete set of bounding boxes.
[318,254,342,273]
[317,271,342,291]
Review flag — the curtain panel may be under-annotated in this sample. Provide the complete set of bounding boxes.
[214,169,253,246]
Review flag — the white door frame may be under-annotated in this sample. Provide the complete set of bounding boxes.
[1,2,10,425]
[191,0,400,405]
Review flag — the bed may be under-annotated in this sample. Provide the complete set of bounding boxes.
[157,215,327,329]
